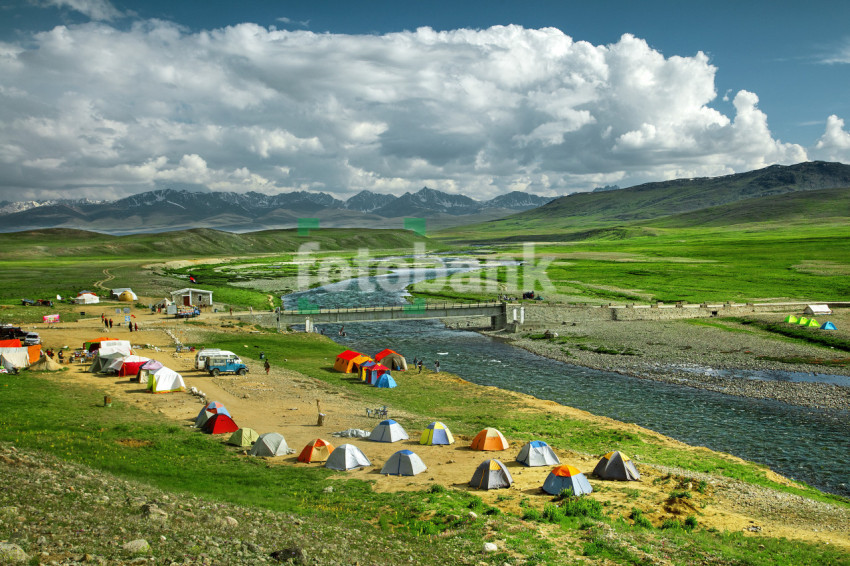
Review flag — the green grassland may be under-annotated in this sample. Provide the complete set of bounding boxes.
[2,330,847,564]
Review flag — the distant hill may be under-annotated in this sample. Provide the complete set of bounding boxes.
[0,187,552,235]
[439,161,850,241]
[0,227,433,260]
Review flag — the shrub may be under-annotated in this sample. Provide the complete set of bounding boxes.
[660,518,682,530]
[522,507,542,521]
[428,484,447,494]
[560,497,604,519]
[684,515,698,531]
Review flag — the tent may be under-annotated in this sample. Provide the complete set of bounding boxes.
[84,337,119,351]
[195,410,216,429]
[136,359,164,383]
[0,348,32,370]
[96,341,132,357]
[369,419,409,442]
[821,321,837,330]
[334,350,368,373]
[147,367,185,393]
[249,432,291,456]
[374,373,397,389]
[469,459,513,490]
[542,465,593,496]
[805,318,820,328]
[0,339,21,348]
[88,351,127,373]
[75,292,99,304]
[797,317,810,326]
[471,427,509,451]
[198,401,231,418]
[117,355,151,377]
[592,451,641,481]
[516,440,561,467]
[420,421,455,446]
[324,443,371,471]
[783,315,799,324]
[381,449,426,476]
[359,360,377,382]
[375,349,408,371]
[805,304,832,316]
[228,427,260,447]
[352,357,375,376]
[298,438,335,463]
[28,353,62,372]
[202,414,239,435]
[118,290,138,302]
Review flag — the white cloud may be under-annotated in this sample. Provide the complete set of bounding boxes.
[819,37,850,64]
[812,115,850,161]
[45,0,123,21]
[0,21,816,201]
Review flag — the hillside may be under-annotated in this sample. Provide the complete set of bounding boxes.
[0,227,432,260]
[438,161,850,241]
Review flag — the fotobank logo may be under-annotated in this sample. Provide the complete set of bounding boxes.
[294,241,554,299]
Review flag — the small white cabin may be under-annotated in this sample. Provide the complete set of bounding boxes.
[804,304,832,316]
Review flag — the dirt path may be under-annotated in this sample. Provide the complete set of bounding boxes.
[33,303,850,550]
[92,268,115,291]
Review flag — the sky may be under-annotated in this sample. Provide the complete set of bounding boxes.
[1,0,850,203]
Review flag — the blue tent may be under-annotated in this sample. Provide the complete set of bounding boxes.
[374,373,397,388]
[821,321,837,330]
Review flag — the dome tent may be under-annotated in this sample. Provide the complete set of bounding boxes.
[471,427,509,451]
[325,444,371,471]
[297,438,334,463]
[821,321,837,330]
[195,410,216,429]
[374,372,397,388]
[369,419,408,442]
[516,440,560,467]
[249,432,291,457]
[197,401,231,419]
[228,428,260,447]
[381,450,426,476]
[592,451,640,481]
[542,465,593,496]
[201,414,239,435]
[469,459,513,490]
[419,421,454,445]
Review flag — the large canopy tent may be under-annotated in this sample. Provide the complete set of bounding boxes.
[419,421,455,446]
[469,459,513,490]
[334,350,370,373]
[471,427,509,451]
[84,337,119,352]
[516,440,561,467]
[324,444,371,471]
[297,438,335,463]
[374,349,408,371]
[369,419,409,443]
[75,292,100,304]
[88,351,127,374]
[249,433,291,457]
[117,355,151,378]
[0,339,21,348]
[592,451,641,481]
[542,465,593,496]
[381,450,426,476]
[0,350,30,371]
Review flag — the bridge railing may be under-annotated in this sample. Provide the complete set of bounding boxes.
[280,301,503,315]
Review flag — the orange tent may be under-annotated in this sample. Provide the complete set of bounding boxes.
[0,339,21,348]
[333,350,372,373]
[471,427,509,451]
[297,438,335,463]
[27,345,42,364]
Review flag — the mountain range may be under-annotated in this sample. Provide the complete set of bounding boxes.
[0,188,553,235]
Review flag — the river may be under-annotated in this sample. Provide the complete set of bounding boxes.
[283,263,849,497]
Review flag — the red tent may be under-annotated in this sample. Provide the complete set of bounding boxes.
[368,364,391,385]
[202,414,239,435]
[0,339,22,348]
[297,438,335,463]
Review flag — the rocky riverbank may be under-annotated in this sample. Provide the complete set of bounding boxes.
[487,315,850,412]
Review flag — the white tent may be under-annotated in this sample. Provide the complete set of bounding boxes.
[368,419,409,443]
[106,354,149,374]
[0,351,30,371]
[516,441,561,467]
[75,293,100,304]
[324,444,371,471]
[380,450,427,476]
[248,433,292,457]
[89,351,126,373]
[148,367,185,393]
[804,304,832,316]
[97,341,132,357]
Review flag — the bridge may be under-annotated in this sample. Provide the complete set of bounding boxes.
[232,302,510,330]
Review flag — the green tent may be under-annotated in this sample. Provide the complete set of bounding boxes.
[228,427,260,447]
[797,317,810,326]
[783,315,799,324]
[805,318,820,328]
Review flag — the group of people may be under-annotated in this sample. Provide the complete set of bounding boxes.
[100,313,139,332]
[411,357,440,373]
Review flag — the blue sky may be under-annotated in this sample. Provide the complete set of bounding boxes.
[1,0,849,202]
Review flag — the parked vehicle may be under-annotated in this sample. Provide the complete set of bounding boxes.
[194,348,231,369]
[23,332,41,346]
[1,325,26,340]
[206,355,248,377]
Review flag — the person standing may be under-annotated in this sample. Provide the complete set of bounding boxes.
[264,359,271,375]
[417,360,423,373]
[108,318,113,329]
[129,322,133,333]
[434,360,440,372]
[134,322,139,332]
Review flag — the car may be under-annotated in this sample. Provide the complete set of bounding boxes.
[206,355,248,377]
[23,332,41,346]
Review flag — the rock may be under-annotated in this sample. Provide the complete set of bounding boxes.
[270,547,308,564]
[141,503,168,522]
[468,511,479,520]
[122,539,151,555]
[223,516,239,527]
[483,542,498,553]
[0,543,29,563]
[323,486,334,493]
